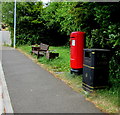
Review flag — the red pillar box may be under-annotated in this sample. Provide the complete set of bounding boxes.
[70,31,85,75]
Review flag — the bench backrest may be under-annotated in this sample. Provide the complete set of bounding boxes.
[40,43,49,51]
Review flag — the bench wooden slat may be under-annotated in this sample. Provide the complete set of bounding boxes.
[39,43,49,51]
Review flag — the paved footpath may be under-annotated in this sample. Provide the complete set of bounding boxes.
[1,46,104,113]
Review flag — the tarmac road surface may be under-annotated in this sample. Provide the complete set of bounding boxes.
[2,46,104,113]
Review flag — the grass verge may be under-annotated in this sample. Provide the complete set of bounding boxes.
[18,45,119,113]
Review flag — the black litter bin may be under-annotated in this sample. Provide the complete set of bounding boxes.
[82,49,110,92]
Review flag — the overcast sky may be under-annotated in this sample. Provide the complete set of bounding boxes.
[39,0,50,3]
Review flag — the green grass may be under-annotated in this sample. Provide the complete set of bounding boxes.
[87,88,119,113]
[18,45,31,54]
[38,46,70,72]
[18,45,119,113]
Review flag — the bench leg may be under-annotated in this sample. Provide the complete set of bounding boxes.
[31,51,33,55]
[37,51,39,59]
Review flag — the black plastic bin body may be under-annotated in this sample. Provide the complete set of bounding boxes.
[82,49,110,92]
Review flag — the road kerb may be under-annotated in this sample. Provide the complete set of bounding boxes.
[0,61,14,114]
[0,81,3,114]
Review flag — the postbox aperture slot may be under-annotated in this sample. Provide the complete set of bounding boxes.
[85,51,91,58]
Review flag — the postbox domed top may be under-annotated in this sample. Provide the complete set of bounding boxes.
[71,31,85,34]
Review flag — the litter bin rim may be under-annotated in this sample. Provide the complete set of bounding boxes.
[84,49,110,52]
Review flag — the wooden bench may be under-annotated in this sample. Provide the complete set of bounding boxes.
[31,43,49,58]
